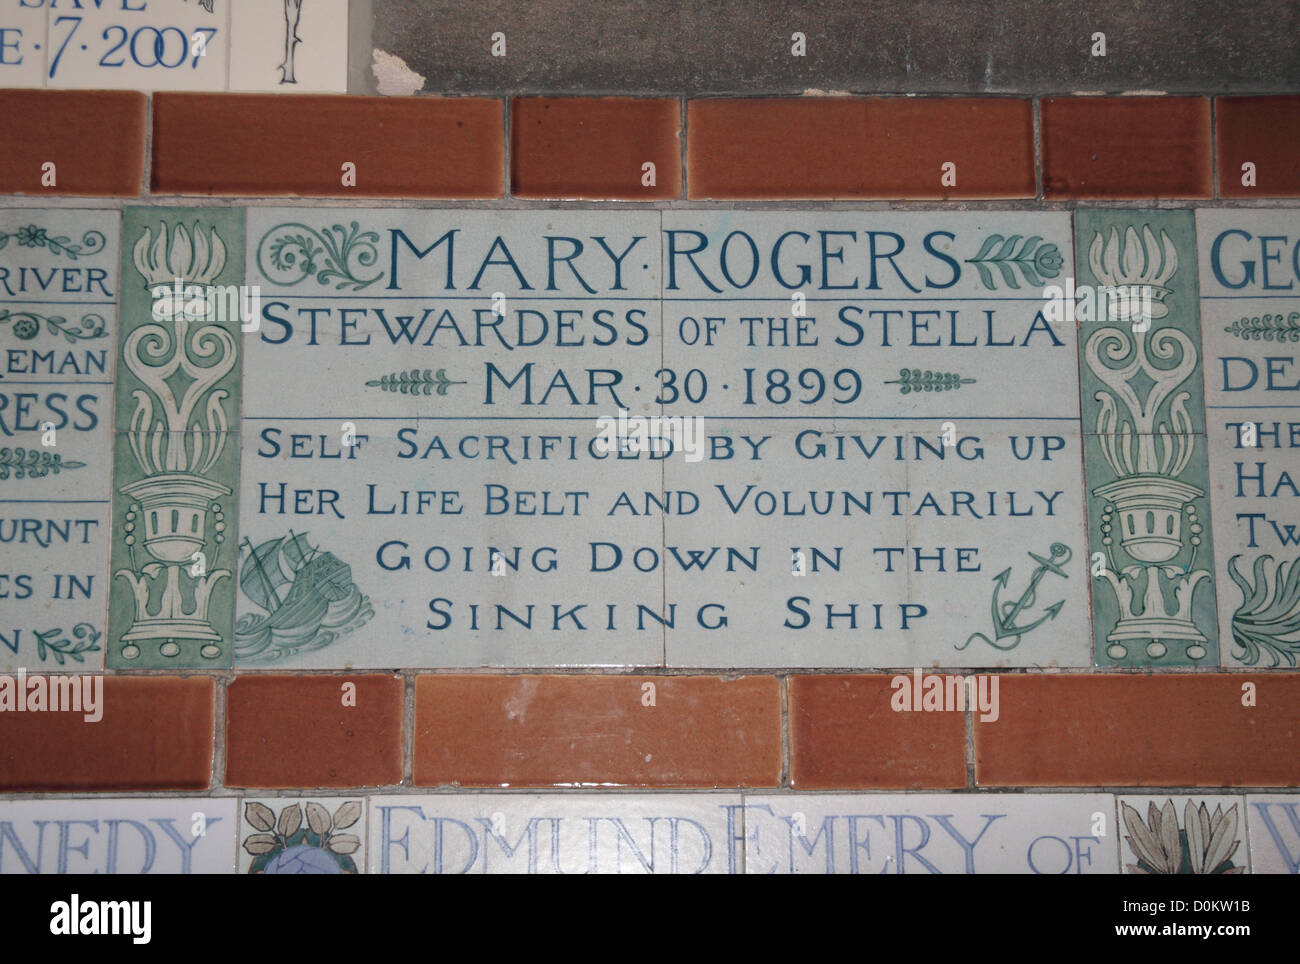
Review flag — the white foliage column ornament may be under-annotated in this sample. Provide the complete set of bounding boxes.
[1085,226,1210,661]
[115,223,236,660]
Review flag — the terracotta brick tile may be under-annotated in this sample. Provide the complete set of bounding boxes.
[789,675,967,789]
[0,676,212,791]
[1216,96,1300,197]
[152,94,504,197]
[1041,96,1212,199]
[976,675,1300,787]
[687,97,1034,199]
[414,675,780,787]
[512,97,681,199]
[225,675,403,788]
[0,91,145,196]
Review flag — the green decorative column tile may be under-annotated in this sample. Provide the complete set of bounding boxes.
[1196,210,1300,668]
[107,208,246,669]
[1076,211,1218,667]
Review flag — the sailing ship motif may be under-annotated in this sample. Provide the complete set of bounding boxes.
[235,530,372,662]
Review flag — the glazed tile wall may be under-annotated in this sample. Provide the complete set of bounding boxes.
[0,78,1297,875]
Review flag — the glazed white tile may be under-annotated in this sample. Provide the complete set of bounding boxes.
[242,208,663,421]
[0,210,118,673]
[237,796,365,873]
[234,419,663,668]
[1196,210,1300,667]
[238,209,665,668]
[744,793,1116,874]
[661,418,910,667]
[1117,795,1249,874]
[1245,795,1300,874]
[659,211,1078,420]
[368,793,742,874]
[905,424,1090,668]
[0,0,46,87]
[45,0,228,91]
[229,0,347,92]
[0,797,237,873]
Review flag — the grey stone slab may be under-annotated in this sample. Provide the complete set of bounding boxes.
[366,0,1300,95]
[1197,209,1300,668]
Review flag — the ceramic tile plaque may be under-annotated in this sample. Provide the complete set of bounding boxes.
[44,0,228,91]
[237,209,1086,669]
[660,212,1085,667]
[745,793,1117,874]
[238,208,663,668]
[0,210,117,673]
[0,797,237,874]
[1197,210,1300,668]
[368,794,740,874]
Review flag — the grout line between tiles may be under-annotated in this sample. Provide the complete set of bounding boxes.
[1032,96,1043,201]
[1210,96,1219,201]
[211,676,228,791]
[403,673,415,786]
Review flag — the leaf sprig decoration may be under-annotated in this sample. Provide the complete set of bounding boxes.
[35,623,101,665]
[243,800,362,857]
[366,368,466,396]
[0,448,86,480]
[965,234,1063,290]
[1223,312,1300,342]
[0,309,107,343]
[884,368,975,394]
[1227,554,1300,667]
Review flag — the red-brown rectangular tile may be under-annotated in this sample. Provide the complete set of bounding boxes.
[1041,96,1212,198]
[512,97,681,199]
[1216,96,1300,197]
[789,675,967,789]
[0,676,212,791]
[414,675,781,787]
[225,675,403,788]
[152,93,504,197]
[0,90,145,196]
[687,97,1034,199]
[976,675,1300,787]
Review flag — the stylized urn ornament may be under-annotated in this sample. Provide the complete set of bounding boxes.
[115,222,235,661]
[1086,225,1210,661]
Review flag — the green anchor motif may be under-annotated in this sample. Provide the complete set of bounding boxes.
[958,543,1071,652]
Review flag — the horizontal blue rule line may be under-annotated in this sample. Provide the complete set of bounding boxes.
[1207,404,1300,409]
[242,415,1081,421]
[259,294,1052,302]
[1202,294,1300,299]
[0,299,115,305]
[0,499,109,504]
[0,381,113,385]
